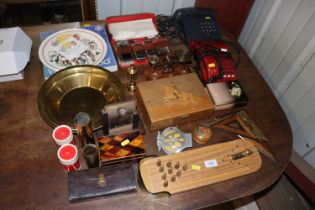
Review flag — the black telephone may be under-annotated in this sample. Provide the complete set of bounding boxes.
[173,7,220,43]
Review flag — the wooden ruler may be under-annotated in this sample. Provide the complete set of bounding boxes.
[140,139,262,194]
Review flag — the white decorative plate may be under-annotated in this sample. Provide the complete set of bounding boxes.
[39,28,107,72]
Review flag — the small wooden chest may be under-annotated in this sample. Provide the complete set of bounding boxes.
[136,73,214,131]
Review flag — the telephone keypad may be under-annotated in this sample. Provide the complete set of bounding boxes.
[200,20,217,36]
[219,56,237,80]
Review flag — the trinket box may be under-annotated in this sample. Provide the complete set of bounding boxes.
[206,81,247,110]
[136,73,214,131]
[97,130,146,165]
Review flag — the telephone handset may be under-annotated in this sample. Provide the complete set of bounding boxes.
[189,40,238,83]
[173,7,220,43]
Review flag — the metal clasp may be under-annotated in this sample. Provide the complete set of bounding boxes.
[98,173,106,187]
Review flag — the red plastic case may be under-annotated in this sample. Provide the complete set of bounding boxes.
[105,13,159,68]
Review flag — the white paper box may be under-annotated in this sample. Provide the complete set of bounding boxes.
[0,27,32,82]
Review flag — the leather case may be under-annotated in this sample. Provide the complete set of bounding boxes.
[68,161,138,202]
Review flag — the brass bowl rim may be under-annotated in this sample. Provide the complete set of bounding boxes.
[37,65,124,132]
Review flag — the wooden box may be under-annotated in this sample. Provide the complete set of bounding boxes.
[136,73,214,131]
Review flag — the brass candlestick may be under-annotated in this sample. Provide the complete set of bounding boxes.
[127,66,137,92]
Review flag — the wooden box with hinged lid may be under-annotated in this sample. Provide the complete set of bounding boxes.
[136,73,214,131]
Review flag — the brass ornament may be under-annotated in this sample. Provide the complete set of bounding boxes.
[127,66,138,92]
[38,65,124,131]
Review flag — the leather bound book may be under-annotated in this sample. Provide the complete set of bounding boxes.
[68,161,138,202]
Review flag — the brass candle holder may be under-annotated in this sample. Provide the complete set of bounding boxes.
[127,66,137,92]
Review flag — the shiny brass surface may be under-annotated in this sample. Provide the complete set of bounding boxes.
[127,66,138,92]
[38,65,124,131]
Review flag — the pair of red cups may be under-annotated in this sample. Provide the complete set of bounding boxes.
[52,125,80,172]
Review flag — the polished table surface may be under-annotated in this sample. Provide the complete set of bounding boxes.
[0,22,292,210]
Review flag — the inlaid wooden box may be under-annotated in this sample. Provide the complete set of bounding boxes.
[136,73,214,131]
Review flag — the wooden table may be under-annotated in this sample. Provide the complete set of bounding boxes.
[0,22,292,210]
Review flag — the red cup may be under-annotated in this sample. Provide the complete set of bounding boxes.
[52,125,75,146]
[57,144,80,172]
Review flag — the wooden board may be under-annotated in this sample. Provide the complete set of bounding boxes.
[140,139,262,194]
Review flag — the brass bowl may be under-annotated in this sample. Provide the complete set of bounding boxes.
[38,65,124,131]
